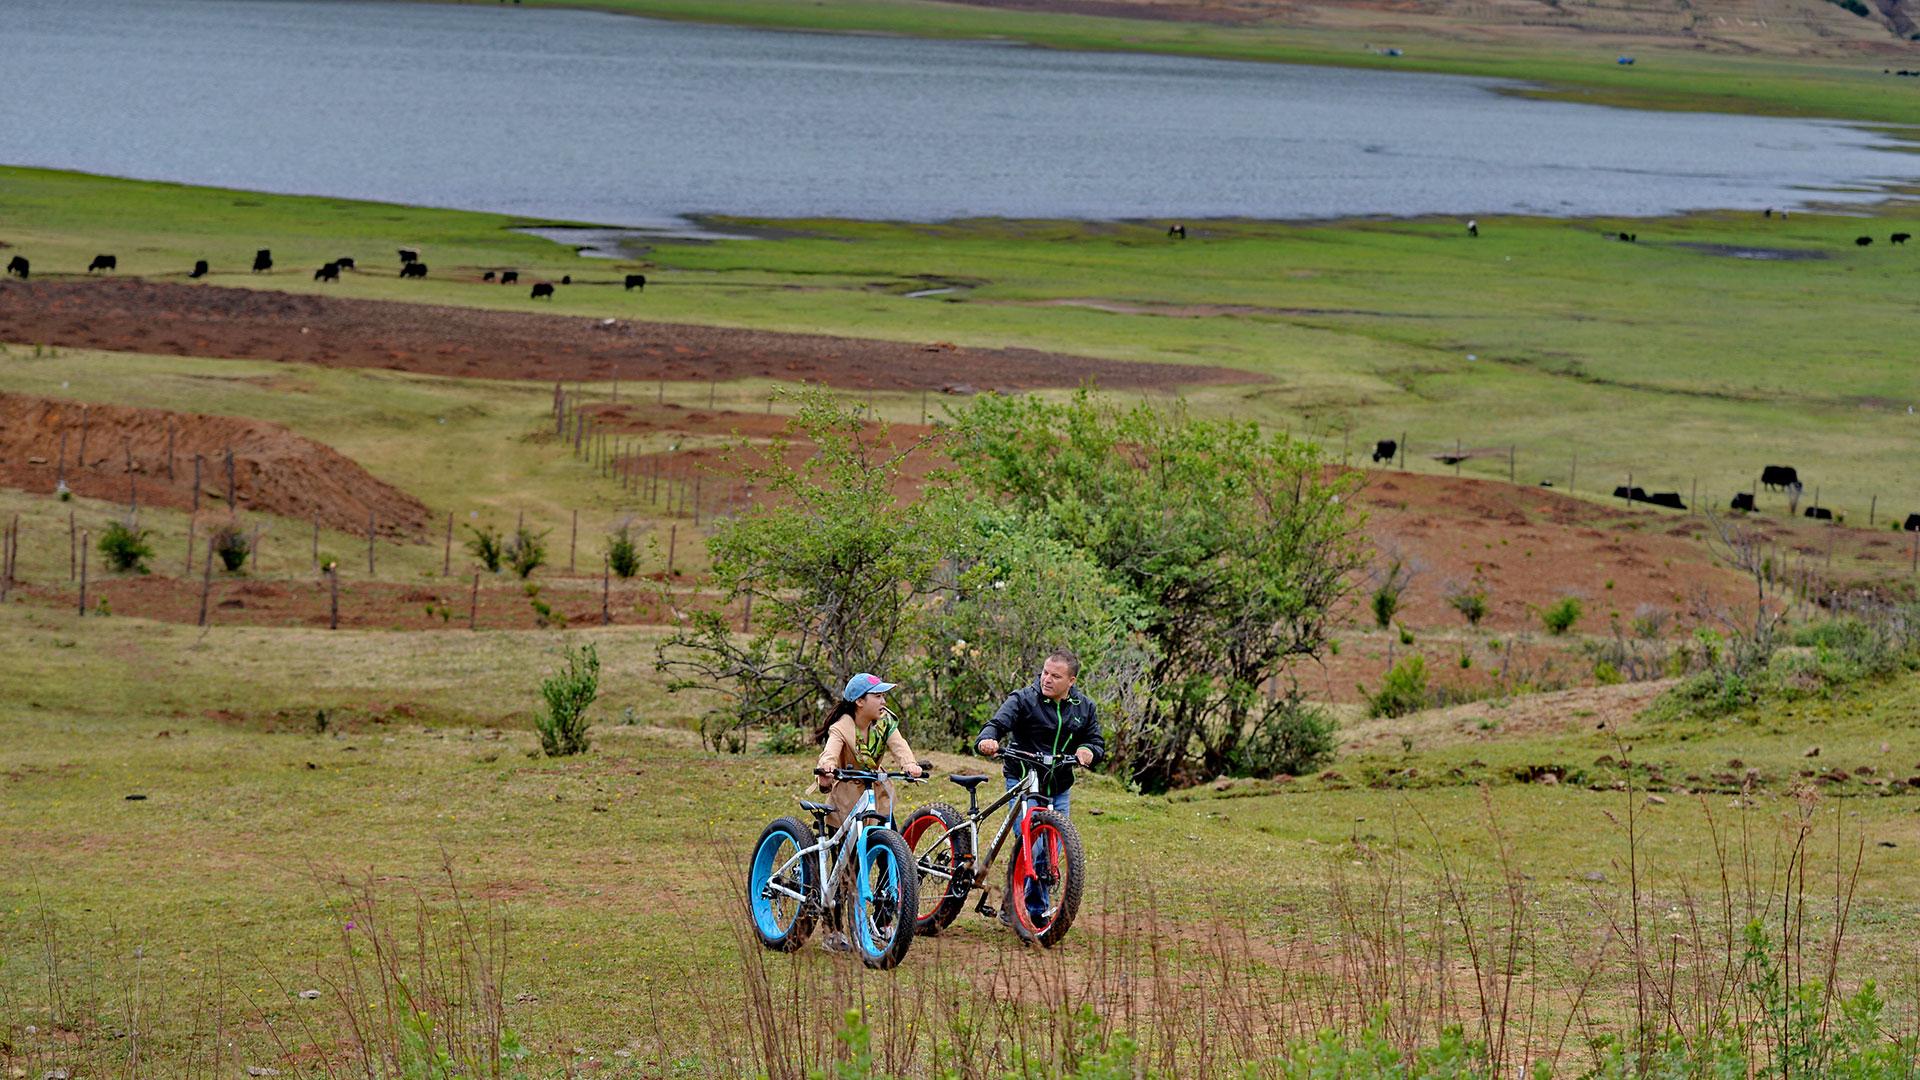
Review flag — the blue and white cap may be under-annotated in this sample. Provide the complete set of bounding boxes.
[842,673,897,701]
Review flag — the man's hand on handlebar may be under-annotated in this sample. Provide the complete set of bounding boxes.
[1076,747,1094,767]
[977,738,999,757]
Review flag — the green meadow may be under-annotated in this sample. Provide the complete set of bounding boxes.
[5,166,1917,524]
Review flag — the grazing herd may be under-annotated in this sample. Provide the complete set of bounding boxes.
[2,241,652,302]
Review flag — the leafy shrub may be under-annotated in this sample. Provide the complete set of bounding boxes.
[1370,586,1399,631]
[1541,596,1582,636]
[606,523,641,579]
[98,520,153,574]
[1445,580,1489,625]
[1397,626,1414,646]
[525,583,566,629]
[760,722,806,756]
[535,642,599,756]
[506,526,548,579]
[1593,659,1624,685]
[1365,655,1430,719]
[1230,690,1337,777]
[211,522,250,572]
[465,524,504,573]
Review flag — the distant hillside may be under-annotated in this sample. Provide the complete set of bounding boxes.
[953,0,1920,53]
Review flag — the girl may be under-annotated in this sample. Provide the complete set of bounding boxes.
[815,672,923,830]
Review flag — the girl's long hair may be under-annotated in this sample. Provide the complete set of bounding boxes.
[815,697,857,744]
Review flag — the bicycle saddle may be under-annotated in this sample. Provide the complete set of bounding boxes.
[948,774,991,792]
[799,801,833,816]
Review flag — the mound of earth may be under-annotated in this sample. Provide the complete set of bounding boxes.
[0,279,1255,393]
[0,393,429,536]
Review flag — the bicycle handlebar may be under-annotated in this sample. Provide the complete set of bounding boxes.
[995,746,1083,771]
[813,762,933,784]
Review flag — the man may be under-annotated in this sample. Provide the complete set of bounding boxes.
[977,650,1102,926]
[976,650,1102,814]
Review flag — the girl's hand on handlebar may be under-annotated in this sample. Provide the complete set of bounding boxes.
[907,762,923,778]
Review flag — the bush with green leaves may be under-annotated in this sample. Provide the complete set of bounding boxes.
[210,522,250,572]
[506,525,548,579]
[1366,654,1430,719]
[535,642,599,756]
[1445,580,1489,625]
[947,392,1366,791]
[1541,596,1582,636]
[1229,688,1338,777]
[465,524,504,573]
[606,523,641,579]
[910,506,1152,749]
[98,520,153,574]
[656,388,953,753]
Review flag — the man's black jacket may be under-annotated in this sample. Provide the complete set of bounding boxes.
[977,680,1103,797]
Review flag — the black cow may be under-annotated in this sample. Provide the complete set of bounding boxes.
[500,271,519,285]
[1905,513,1920,532]
[314,262,340,282]
[334,257,355,269]
[624,274,647,291]
[531,282,555,300]
[483,271,496,282]
[399,262,428,279]
[561,274,572,285]
[1731,492,1756,512]
[1894,233,1911,245]
[189,259,209,279]
[87,254,117,273]
[1805,506,1833,521]
[253,249,273,273]
[1167,224,1186,240]
[1617,232,1637,242]
[1371,439,1397,464]
[398,248,419,265]
[5,255,28,280]
[1613,485,1649,502]
[1645,492,1686,510]
[1856,236,1873,247]
[1760,465,1798,491]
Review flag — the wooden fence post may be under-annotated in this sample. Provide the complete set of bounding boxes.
[693,474,703,526]
[1569,453,1576,494]
[192,455,202,513]
[569,510,578,574]
[366,511,376,576]
[1454,439,1461,477]
[602,556,611,626]
[77,406,89,467]
[184,519,196,577]
[329,566,340,630]
[1397,432,1406,471]
[224,447,235,511]
[1508,446,1515,484]
[198,538,214,627]
[77,532,88,616]
[667,523,677,576]
[67,510,75,581]
[443,512,453,576]
[1870,495,1877,528]
[469,572,479,630]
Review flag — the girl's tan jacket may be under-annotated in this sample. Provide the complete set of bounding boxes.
[813,715,917,829]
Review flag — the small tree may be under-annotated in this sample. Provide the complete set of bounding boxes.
[1231,686,1338,777]
[1368,550,1420,630]
[1542,596,1583,636]
[1445,578,1489,626]
[1366,654,1430,719]
[98,520,153,574]
[606,522,641,579]
[536,642,600,756]
[506,526,548,579]
[211,521,250,572]
[466,524,504,573]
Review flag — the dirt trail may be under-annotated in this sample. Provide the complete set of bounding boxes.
[0,393,429,536]
[0,278,1256,392]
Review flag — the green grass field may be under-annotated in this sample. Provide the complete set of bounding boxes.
[7,167,1918,529]
[4,601,1919,1076]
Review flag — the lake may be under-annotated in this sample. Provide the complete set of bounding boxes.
[0,0,1909,228]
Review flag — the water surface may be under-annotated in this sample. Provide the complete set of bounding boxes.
[0,0,1908,227]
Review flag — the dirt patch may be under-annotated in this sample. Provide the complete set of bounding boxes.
[1340,680,1675,752]
[0,392,429,536]
[0,279,1255,393]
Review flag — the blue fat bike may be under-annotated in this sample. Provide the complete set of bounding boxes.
[899,747,1086,948]
[747,764,926,969]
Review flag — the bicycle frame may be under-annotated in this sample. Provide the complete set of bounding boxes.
[920,766,1048,914]
[759,776,897,917]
